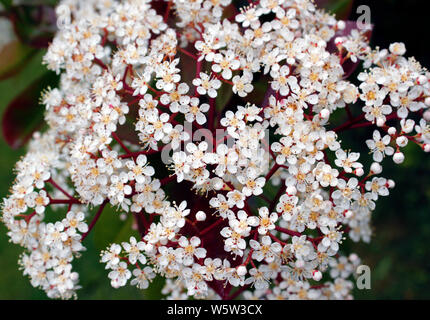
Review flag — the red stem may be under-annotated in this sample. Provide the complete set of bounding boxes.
[47,178,74,200]
[81,200,108,241]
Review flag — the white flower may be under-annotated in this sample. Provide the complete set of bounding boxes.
[256,207,278,235]
[389,42,406,56]
[313,162,339,188]
[334,150,362,174]
[245,267,270,290]
[235,5,263,27]
[366,130,394,162]
[182,97,209,125]
[108,261,131,288]
[230,210,259,236]
[101,244,122,268]
[363,104,392,125]
[155,58,181,92]
[250,236,282,263]
[131,266,155,289]
[212,50,240,80]
[276,194,299,221]
[126,155,155,184]
[178,236,207,266]
[227,190,246,209]
[232,74,254,97]
[270,65,295,96]
[62,211,88,236]
[122,236,146,264]
[192,72,221,98]
[320,226,343,253]
[237,175,265,197]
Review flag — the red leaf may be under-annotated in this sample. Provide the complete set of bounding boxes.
[2,72,58,148]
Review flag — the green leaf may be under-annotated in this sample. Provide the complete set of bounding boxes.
[0,0,12,9]
[316,0,354,20]
[93,205,137,251]
[0,49,48,111]
[0,41,37,81]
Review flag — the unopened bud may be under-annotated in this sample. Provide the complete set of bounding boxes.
[387,127,397,135]
[396,136,408,147]
[393,152,405,164]
[344,210,353,219]
[387,179,395,188]
[286,185,297,195]
[349,253,359,262]
[312,270,322,281]
[376,118,385,127]
[370,162,382,174]
[337,21,346,30]
[334,37,344,46]
[196,211,206,221]
[417,75,428,85]
[237,265,247,276]
[354,167,364,177]
[319,109,330,119]
[401,119,415,133]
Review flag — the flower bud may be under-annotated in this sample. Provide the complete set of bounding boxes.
[424,109,430,121]
[312,270,322,281]
[334,37,344,46]
[195,211,206,221]
[417,75,428,85]
[370,162,382,174]
[401,119,415,133]
[286,185,297,195]
[387,179,396,188]
[393,152,405,164]
[349,253,359,262]
[396,136,408,147]
[344,210,353,219]
[424,144,430,152]
[337,21,346,30]
[376,118,385,127]
[237,265,247,276]
[319,109,330,119]
[354,167,364,177]
[387,127,397,135]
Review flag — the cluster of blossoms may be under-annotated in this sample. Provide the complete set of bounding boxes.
[2,0,430,300]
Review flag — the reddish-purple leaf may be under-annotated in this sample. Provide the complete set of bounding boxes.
[2,71,58,149]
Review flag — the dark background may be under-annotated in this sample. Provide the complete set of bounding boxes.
[347,0,430,299]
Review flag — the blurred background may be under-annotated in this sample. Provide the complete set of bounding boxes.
[0,0,429,299]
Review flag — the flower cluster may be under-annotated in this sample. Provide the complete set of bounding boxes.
[2,0,430,300]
